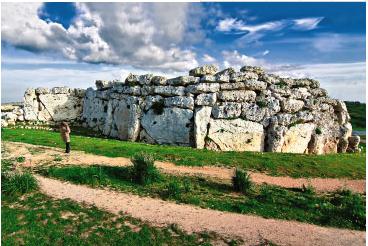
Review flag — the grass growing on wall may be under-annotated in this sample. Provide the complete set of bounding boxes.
[2,128,365,179]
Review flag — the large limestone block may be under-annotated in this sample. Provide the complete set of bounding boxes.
[241,103,266,122]
[243,80,267,91]
[240,66,265,75]
[38,94,83,121]
[167,76,199,86]
[220,82,245,91]
[212,102,241,119]
[194,106,212,149]
[51,87,70,94]
[113,97,142,141]
[138,74,153,85]
[95,80,113,90]
[281,99,304,113]
[189,64,218,77]
[151,76,167,85]
[164,96,194,110]
[230,72,258,82]
[153,86,186,96]
[141,107,193,146]
[207,119,265,151]
[290,88,311,100]
[195,93,217,106]
[281,123,315,153]
[23,92,38,121]
[217,90,256,102]
[186,83,220,94]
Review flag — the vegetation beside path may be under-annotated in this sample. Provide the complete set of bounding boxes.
[36,164,366,231]
[2,128,365,179]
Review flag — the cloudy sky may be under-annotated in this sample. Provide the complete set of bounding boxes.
[1,2,366,102]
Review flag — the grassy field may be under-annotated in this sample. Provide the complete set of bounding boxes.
[345,101,366,131]
[35,164,365,231]
[1,160,239,246]
[2,128,365,179]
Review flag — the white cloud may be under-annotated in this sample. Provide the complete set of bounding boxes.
[222,50,265,70]
[262,50,270,56]
[202,54,217,63]
[292,17,324,30]
[1,3,202,72]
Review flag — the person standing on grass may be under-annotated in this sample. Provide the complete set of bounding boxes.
[60,121,71,153]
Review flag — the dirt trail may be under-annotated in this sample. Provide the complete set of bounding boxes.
[3,141,366,193]
[35,175,365,246]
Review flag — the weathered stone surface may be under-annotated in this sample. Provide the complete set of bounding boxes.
[138,74,153,85]
[73,88,86,98]
[217,90,256,102]
[220,82,245,91]
[269,84,291,95]
[347,135,361,153]
[243,80,267,91]
[164,96,194,110]
[151,76,167,85]
[141,86,154,96]
[167,76,199,86]
[241,103,266,122]
[113,97,142,141]
[240,66,265,75]
[95,80,112,90]
[194,106,212,149]
[206,119,265,151]
[200,75,216,83]
[38,94,83,121]
[195,93,217,106]
[35,87,50,94]
[281,99,304,113]
[153,86,186,96]
[186,83,220,94]
[310,88,327,97]
[293,78,320,88]
[215,74,230,83]
[144,95,163,111]
[139,129,156,144]
[216,67,236,76]
[290,88,311,100]
[212,102,241,119]
[51,87,70,94]
[281,123,315,153]
[230,72,258,82]
[125,73,139,84]
[117,86,141,96]
[260,74,279,84]
[189,64,218,77]
[141,107,193,146]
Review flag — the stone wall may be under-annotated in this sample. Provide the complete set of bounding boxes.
[7,64,361,154]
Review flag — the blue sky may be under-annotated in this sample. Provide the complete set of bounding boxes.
[1,2,366,102]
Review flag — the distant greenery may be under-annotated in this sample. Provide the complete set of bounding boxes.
[345,101,366,130]
[37,164,366,230]
[2,128,365,179]
[2,192,232,246]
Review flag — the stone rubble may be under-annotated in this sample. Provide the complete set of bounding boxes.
[3,64,361,154]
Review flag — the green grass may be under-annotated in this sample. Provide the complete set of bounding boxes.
[2,128,366,179]
[36,165,366,230]
[2,192,236,246]
[345,101,366,130]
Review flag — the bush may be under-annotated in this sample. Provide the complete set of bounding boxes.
[16,156,25,163]
[131,153,160,185]
[232,169,252,194]
[2,172,38,195]
[315,127,322,135]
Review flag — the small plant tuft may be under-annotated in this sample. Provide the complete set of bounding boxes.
[16,156,25,163]
[232,169,252,194]
[54,155,63,161]
[165,180,182,199]
[256,100,267,108]
[131,152,160,185]
[315,127,322,135]
[2,172,38,195]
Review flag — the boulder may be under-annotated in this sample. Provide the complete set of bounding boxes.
[189,64,218,77]
[200,75,216,83]
[241,103,266,122]
[125,73,139,84]
[151,76,167,85]
[212,102,241,119]
[51,87,70,94]
[240,66,265,75]
[243,80,267,91]
[141,107,193,146]
[195,93,217,106]
[217,90,256,102]
[215,67,236,76]
[230,72,258,82]
[206,119,265,151]
[215,74,230,83]
[290,88,311,100]
[164,96,194,110]
[138,74,154,85]
[281,123,315,153]
[194,106,212,149]
[95,80,112,90]
[220,82,245,91]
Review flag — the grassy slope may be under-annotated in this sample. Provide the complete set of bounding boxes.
[37,164,365,231]
[2,128,366,179]
[345,101,366,130]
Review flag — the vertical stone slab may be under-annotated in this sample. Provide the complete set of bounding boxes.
[194,106,212,149]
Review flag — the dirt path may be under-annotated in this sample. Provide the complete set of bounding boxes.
[3,141,366,193]
[35,175,365,246]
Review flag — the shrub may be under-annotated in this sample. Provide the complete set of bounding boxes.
[315,127,322,135]
[301,184,315,195]
[2,172,38,195]
[131,153,160,185]
[256,100,267,108]
[151,99,165,115]
[16,156,25,163]
[232,169,252,194]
